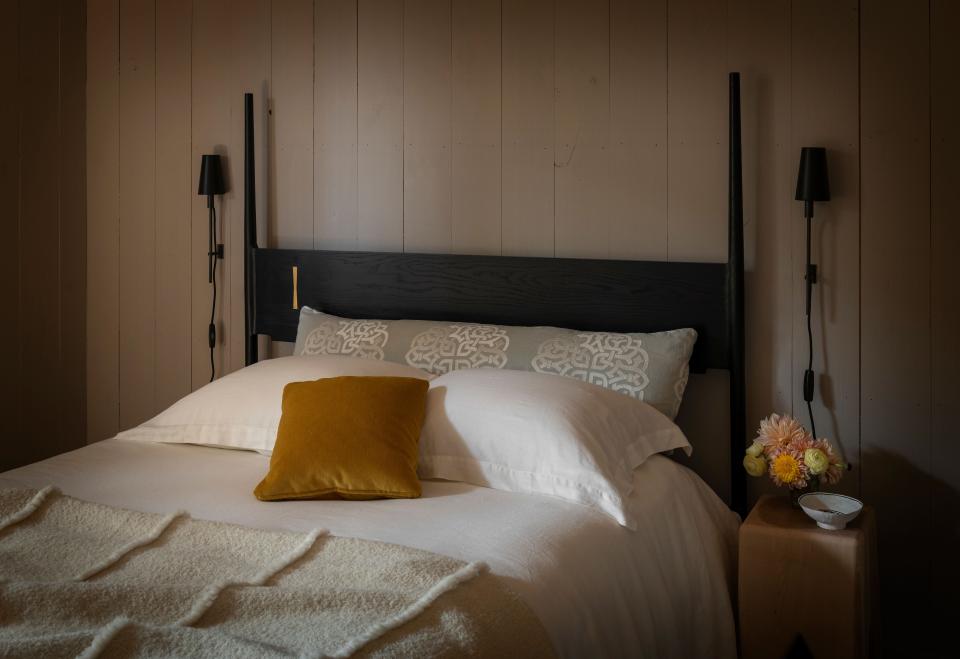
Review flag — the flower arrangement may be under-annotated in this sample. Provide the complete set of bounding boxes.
[742,413,844,490]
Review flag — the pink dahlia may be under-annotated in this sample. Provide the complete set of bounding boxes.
[757,413,808,452]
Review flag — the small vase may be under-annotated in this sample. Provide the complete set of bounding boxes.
[790,477,820,508]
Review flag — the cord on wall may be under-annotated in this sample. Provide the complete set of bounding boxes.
[198,154,226,382]
[795,147,830,441]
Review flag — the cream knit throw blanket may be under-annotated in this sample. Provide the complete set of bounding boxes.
[0,487,554,658]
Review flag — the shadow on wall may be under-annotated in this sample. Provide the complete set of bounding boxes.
[861,447,959,657]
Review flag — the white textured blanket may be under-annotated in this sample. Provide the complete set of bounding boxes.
[0,487,553,658]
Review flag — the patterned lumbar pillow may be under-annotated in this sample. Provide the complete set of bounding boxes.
[293,307,696,419]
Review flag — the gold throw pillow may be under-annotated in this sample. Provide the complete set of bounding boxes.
[254,376,428,501]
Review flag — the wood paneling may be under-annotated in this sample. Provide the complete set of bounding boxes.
[667,0,727,262]
[228,0,271,376]
[270,0,314,251]
[451,0,501,255]
[315,0,359,250]
[19,0,66,459]
[118,0,156,428]
[81,6,960,652]
[60,0,87,447]
[1,1,86,468]
[357,0,404,251]
[155,0,192,411]
[554,0,610,258]
[861,0,931,651]
[930,0,960,637]
[608,0,667,260]
[191,0,233,387]
[501,0,554,256]
[791,0,860,498]
[402,0,452,253]
[0,0,20,464]
[87,0,120,443]
[727,0,793,474]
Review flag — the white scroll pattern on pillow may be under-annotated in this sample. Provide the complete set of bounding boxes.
[405,324,510,375]
[531,333,651,399]
[302,319,389,360]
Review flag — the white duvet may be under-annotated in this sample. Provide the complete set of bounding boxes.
[1,439,739,658]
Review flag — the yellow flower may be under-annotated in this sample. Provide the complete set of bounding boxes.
[743,454,767,477]
[746,440,764,457]
[804,448,829,475]
[772,453,802,485]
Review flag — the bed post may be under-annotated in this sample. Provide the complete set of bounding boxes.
[244,93,259,366]
[728,73,747,516]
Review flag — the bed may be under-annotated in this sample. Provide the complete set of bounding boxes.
[0,74,748,658]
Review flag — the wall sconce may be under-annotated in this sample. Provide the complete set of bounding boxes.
[795,146,830,438]
[198,154,226,382]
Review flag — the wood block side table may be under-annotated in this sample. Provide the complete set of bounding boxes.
[738,494,878,659]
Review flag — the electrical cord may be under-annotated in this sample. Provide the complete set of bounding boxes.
[806,309,816,439]
[209,205,218,383]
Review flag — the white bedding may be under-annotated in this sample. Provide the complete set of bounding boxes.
[1,439,739,658]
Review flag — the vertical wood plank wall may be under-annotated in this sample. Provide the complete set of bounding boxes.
[77,1,956,653]
[0,1,87,471]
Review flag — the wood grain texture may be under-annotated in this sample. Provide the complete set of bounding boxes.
[86,0,120,442]
[791,0,860,497]
[667,0,727,262]
[18,0,64,458]
[608,0,667,260]
[501,0,554,256]
[155,0,192,410]
[270,0,314,250]
[739,496,878,659]
[0,0,21,468]
[727,0,793,502]
[59,0,87,448]
[253,248,729,372]
[860,0,931,651]
[451,0,501,255]
[402,0,452,253]
[554,0,610,258]
[357,0,404,251]
[315,0,359,250]
[929,0,959,642]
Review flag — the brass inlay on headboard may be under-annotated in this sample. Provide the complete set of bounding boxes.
[292,266,299,310]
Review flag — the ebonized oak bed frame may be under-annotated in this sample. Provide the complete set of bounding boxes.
[241,74,747,515]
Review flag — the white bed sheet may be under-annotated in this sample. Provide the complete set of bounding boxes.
[1,439,739,658]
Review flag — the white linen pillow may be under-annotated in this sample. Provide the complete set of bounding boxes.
[115,355,433,455]
[418,369,691,529]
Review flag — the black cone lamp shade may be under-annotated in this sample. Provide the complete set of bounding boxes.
[795,147,830,216]
[198,154,226,206]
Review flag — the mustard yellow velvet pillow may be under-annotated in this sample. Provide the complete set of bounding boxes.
[254,376,429,501]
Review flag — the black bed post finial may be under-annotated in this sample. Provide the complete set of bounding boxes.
[244,93,259,366]
[728,72,747,516]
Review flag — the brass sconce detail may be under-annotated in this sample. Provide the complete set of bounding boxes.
[292,266,299,310]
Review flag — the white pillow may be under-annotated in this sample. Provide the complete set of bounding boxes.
[418,369,691,529]
[116,355,433,454]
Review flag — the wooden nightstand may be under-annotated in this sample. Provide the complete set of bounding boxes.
[739,495,878,659]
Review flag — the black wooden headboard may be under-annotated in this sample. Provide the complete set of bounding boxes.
[241,74,747,514]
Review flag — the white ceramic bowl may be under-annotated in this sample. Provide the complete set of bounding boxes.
[798,492,863,531]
